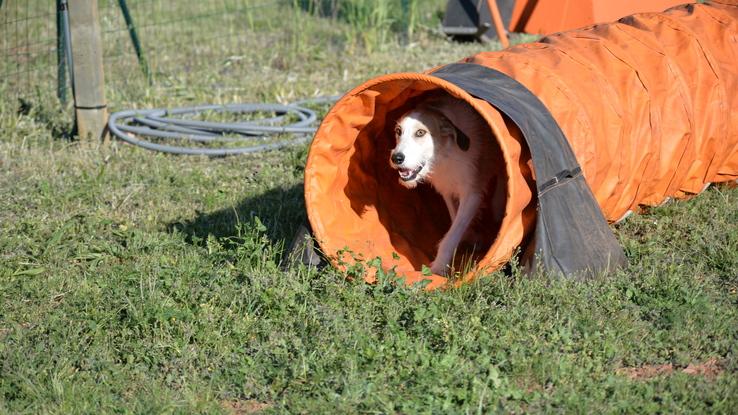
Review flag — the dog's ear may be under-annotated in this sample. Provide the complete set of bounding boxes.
[435,113,470,152]
[425,99,472,152]
[437,115,458,144]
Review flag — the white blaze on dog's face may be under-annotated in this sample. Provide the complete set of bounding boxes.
[389,109,455,189]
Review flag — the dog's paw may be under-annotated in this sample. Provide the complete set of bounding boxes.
[430,261,449,276]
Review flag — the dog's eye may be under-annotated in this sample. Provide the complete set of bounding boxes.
[395,127,402,137]
[414,129,426,137]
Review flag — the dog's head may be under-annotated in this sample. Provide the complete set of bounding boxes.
[389,108,462,189]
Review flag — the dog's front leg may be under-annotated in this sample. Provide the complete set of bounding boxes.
[442,193,458,222]
[431,193,481,275]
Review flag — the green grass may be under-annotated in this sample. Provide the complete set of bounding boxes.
[1,2,738,413]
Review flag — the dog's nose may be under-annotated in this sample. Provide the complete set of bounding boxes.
[391,152,405,165]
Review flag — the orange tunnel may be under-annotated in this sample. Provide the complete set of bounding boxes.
[304,1,738,289]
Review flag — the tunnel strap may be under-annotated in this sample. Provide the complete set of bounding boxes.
[538,166,582,195]
[432,62,627,278]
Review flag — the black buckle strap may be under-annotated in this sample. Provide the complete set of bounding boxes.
[539,166,582,195]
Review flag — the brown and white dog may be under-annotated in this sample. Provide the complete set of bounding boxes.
[389,93,495,275]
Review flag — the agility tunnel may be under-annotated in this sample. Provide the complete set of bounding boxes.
[304,1,738,289]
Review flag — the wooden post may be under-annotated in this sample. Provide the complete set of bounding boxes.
[67,0,108,142]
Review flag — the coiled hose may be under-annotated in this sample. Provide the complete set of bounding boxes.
[107,96,339,156]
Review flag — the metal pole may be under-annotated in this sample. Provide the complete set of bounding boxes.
[57,0,76,103]
[56,0,68,104]
[117,0,151,83]
[61,0,75,96]
[487,0,510,48]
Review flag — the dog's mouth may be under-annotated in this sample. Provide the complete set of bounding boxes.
[398,163,425,182]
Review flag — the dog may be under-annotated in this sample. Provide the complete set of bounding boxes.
[389,93,495,275]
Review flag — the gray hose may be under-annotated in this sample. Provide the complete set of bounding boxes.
[107,96,339,155]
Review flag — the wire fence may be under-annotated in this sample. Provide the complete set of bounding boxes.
[98,0,273,86]
[0,0,60,104]
[1,0,274,108]
[1,0,444,119]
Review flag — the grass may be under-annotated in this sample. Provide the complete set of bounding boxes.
[2,1,738,413]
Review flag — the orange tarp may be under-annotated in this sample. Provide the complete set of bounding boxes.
[509,0,688,34]
[305,1,738,289]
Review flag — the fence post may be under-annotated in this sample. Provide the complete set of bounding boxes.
[67,0,108,142]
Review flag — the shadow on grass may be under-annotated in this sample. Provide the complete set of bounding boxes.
[17,97,76,141]
[167,183,306,250]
